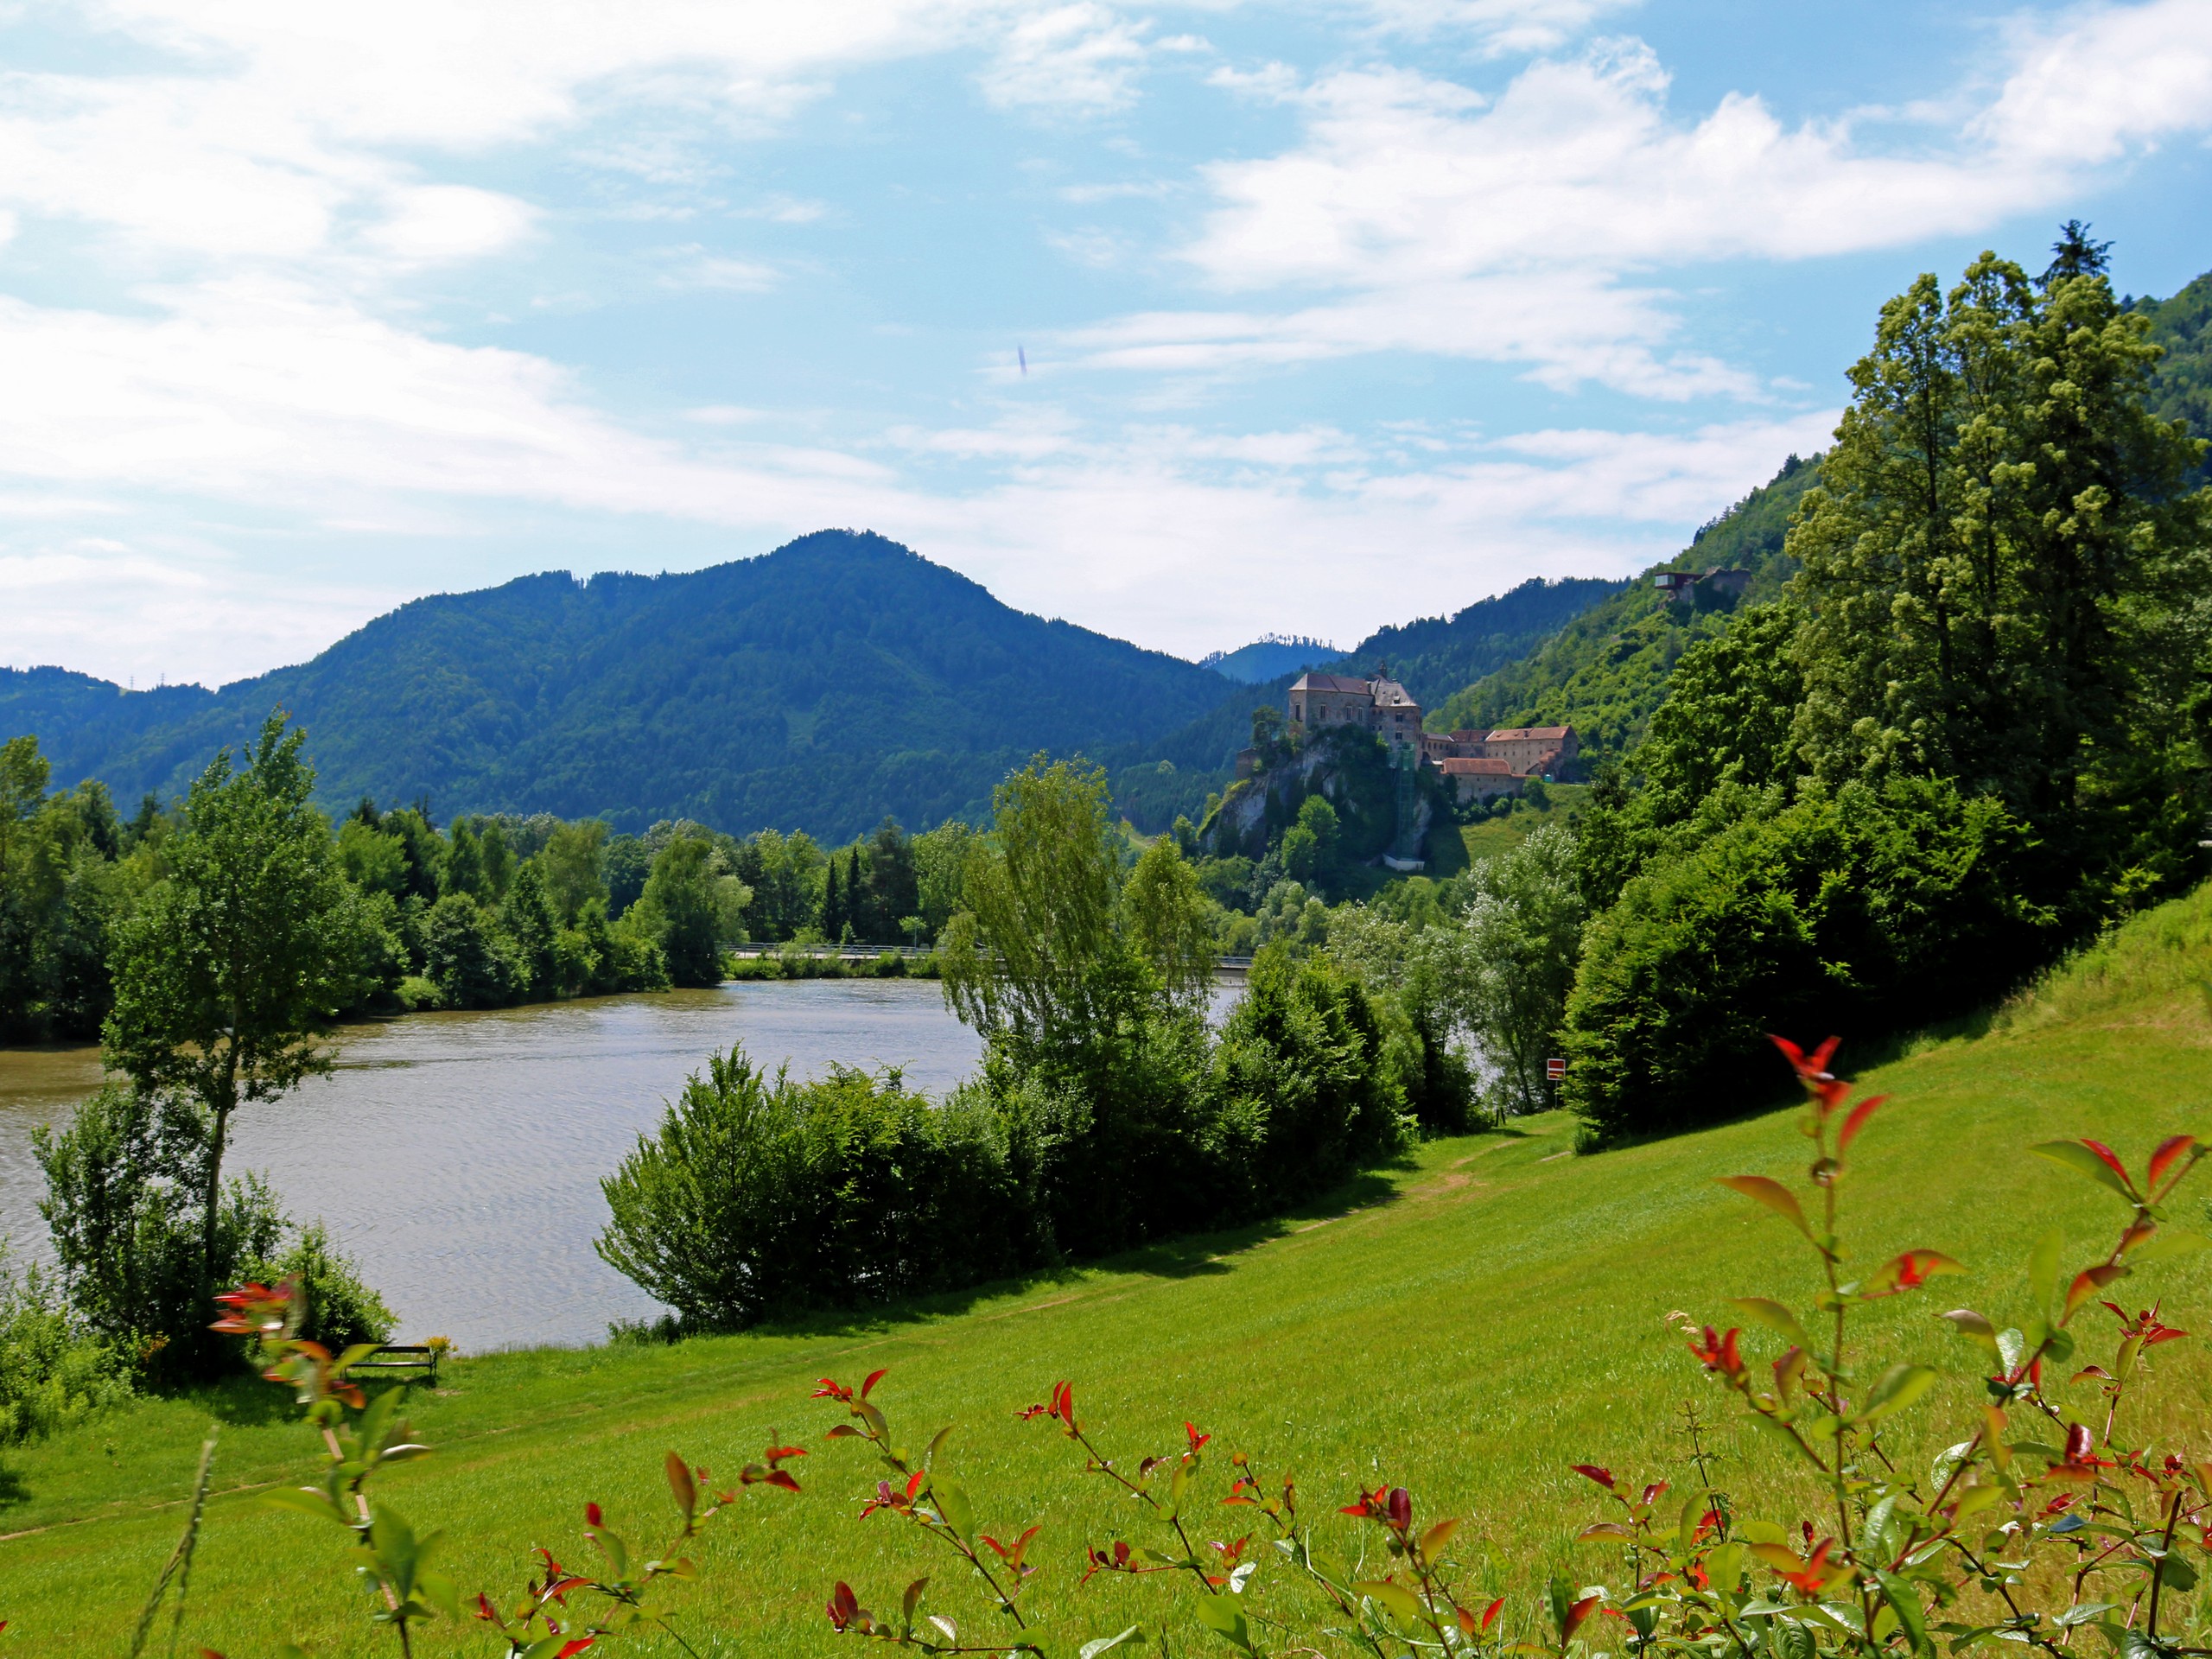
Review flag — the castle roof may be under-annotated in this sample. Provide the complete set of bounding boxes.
[1443,757,1518,775]
[1290,673,1371,695]
[1486,725,1572,742]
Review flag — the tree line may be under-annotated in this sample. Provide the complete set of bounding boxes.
[0,727,988,1045]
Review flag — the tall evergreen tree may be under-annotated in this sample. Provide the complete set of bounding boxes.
[821,852,843,941]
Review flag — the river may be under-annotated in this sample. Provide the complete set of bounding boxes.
[0,982,985,1351]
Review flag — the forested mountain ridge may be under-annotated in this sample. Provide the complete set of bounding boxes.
[0,532,1236,842]
[1431,455,1822,759]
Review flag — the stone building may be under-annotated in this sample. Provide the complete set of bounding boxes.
[1287,670,1427,756]
[1479,724,1578,777]
[1441,756,1522,802]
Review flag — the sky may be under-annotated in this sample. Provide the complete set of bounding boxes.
[1,0,2209,689]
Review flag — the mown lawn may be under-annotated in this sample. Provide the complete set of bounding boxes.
[4,894,2211,1657]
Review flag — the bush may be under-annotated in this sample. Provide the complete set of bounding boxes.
[597,1050,1047,1330]
[1206,944,1412,1214]
[251,1221,394,1351]
[1563,778,2048,1144]
[0,1255,131,1443]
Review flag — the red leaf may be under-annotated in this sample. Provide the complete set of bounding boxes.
[861,1368,887,1400]
[558,1643,595,1659]
[1570,1465,1615,1490]
[1563,1593,1602,1641]
[2149,1135,2200,1197]
[762,1470,801,1493]
[2081,1140,2138,1195]
[905,1469,926,1499]
[1482,1596,1505,1633]
[584,1502,602,1529]
[1837,1095,1887,1153]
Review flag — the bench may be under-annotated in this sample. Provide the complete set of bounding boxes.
[349,1344,441,1385]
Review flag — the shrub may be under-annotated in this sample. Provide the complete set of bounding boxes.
[1206,944,1412,1214]
[0,1255,131,1444]
[596,1049,1046,1330]
[1564,778,2047,1144]
[35,1084,286,1370]
[422,893,522,1007]
[251,1221,395,1351]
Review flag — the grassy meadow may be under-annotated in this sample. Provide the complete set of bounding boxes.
[5,886,2212,1656]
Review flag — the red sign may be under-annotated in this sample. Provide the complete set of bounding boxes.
[1546,1058,1567,1081]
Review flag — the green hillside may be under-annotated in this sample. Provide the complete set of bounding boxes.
[2135,270,2212,486]
[6,883,2210,1654]
[0,533,1234,843]
[1432,455,1821,760]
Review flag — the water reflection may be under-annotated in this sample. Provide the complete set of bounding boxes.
[0,982,983,1351]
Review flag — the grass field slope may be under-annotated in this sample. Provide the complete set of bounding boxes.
[6,886,2212,1655]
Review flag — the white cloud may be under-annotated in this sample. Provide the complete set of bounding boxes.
[1357,0,1641,56]
[657,245,781,291]
[366,184,537,264]
[980,3,1159,111]
[1081,3,2212,397]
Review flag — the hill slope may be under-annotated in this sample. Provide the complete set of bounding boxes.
[2136,269,2212,487]
[1198,637,1341,683]
[4,884,2209,1652]
[0,532,1236,842]
[1433,454,1821,758]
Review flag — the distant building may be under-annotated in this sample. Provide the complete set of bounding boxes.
[1287,669,1427,757]
[1481,724,1578,777]
[1442,756,1522,803]
[1281,671,1580,789]
[1656,566,1751,605]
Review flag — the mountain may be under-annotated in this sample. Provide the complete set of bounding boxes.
[0,531,1238,842]
[2134,270,2212,487]
[1109,575,1624,829]
[1198,637,1342,683]
[1432,454,1821,760]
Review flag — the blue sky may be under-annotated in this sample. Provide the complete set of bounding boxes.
[1,0,2209,687]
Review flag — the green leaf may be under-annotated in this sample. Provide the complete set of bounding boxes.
[2031,1142,2137,1202]
[1081,1625,1147,1659]
[924,1424,955,1471]
[2158,1552,2199,1593]
[2130,1230,2212,1265]
[931,1476,975,1542]
[1169,1456,1190,1518]
[1732,1297,1814,1348]
[2030,1228,2064,1317]
[1873,1569,1931,1656]
[1716,1176,1815,1242]
[1352,1580,1423,1624]
[1857,1365,1938,1424]
[262,1486,348,1526]
[665,1449,696,1521]
[1193,1593,1256,1653]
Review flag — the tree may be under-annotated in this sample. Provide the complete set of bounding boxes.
[0,735,50,882]
[101,714,368,1328]
[444,818,486,899]
[821,853,845,943]
[861,818,919,945]
[940,759,1141,1071]
[537,819,609,925]
[912,821,972,939]
[1452,823,1585,1115]
[1281,795,1340,887]
[1120,839,1217,1014]
[2044,219,2113,285]
[638,836,723,987]
[480,819,515,900]
[1788,247,2209,908]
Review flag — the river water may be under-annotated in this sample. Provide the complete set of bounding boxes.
[0,982,985,1351]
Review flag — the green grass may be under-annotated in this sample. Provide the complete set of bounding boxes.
[7,887,2212,1656]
